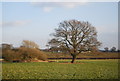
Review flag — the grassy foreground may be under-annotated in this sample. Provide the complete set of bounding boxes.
[2,59,119,79]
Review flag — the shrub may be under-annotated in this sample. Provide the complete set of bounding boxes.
[2,47,47,62]
[2,49,20,62]
[37,51,47,61]
[18,47,47,62]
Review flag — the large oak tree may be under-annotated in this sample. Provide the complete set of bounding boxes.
[48,20,101,63]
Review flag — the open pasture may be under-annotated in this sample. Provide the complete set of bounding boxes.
[2,59,119,79]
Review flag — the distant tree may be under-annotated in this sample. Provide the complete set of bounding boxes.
[104,47,109,52]
[48,20,101,63]
[21,40,39,49]
[47,39,60,52]
[47,39,70,53]
[47,39,63,52]
[110,47,116,52]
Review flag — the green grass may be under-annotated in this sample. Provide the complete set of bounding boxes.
[2,59,119,79]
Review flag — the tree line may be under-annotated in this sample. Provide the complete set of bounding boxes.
[104,47,118,52]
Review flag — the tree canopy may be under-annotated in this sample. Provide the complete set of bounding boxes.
[48,20,101,63]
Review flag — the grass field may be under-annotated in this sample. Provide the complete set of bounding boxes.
[2,59,119,79]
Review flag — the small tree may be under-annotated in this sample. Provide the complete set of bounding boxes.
[110,47,116,52]
[48,20,101,63]
[21,40,39,49]
[104,47,109,52]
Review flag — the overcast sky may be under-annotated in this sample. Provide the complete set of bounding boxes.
[0,2,118,50]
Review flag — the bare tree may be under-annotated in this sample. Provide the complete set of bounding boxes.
[48,20,101,63]
[21,40,39,49]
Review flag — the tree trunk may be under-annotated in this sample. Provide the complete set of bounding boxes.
[71,55,76,63]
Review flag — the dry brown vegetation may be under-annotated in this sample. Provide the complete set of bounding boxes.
[2,47,47,62]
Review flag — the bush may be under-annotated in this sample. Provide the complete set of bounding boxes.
[2,47,47,62]
[37,51,47,61]
[2,49,20,62]
[18,47,47,62]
